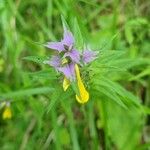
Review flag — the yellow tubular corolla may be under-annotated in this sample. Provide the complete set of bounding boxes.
[75,64,89,104]
[63,76,70,91]
[2,106,12,120]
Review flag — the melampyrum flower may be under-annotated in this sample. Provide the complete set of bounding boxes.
[2,102,12,120]
[44,25,98,104]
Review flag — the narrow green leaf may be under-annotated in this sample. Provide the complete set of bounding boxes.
[27,69,57,79]
[61,15,70,30]
[61,101,80,150]
[130,67,150,81]
[73,18,84,50]
[125,25,133,44]
[23,56,48,64]
[0,87,53,99]
[94,85,127,109]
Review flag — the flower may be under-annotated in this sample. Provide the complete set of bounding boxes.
[82,49,99,64]
[45,27,80,64]
[58,63,76,81]
[63,76,70,91]
[2,102,12,120]
[75,64,89,103]
[44,25,98,104]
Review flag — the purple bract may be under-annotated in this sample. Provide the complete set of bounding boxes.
[44,26,98,81]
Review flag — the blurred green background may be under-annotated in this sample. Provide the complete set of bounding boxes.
[0,0,150,150]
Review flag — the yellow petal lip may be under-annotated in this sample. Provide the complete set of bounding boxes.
[63,76,70,91]
[75,64,89,104]
[2,107,12,120]
[76,94,89,104]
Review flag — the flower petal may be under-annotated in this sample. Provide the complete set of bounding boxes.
[62,29,74,47]
[82,50,98,64]
[58,63,75,80]
[45,42,65,52]
[63,76,70,91]
[44,56,61,68]
[75,64,89,104]
[2,106,12,120]
[65,49,80,63]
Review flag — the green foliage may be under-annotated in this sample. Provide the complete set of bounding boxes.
[23,56,48,64]
[0,0,150,150]
[73,18,84,50]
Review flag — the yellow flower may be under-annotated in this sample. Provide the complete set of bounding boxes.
[62,58,71,91]
[75,64,89,104]
[63,76,70,91]
[2,106,12,120]
[62,64,89,104]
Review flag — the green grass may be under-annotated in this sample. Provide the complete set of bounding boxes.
[0,0,150,149]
